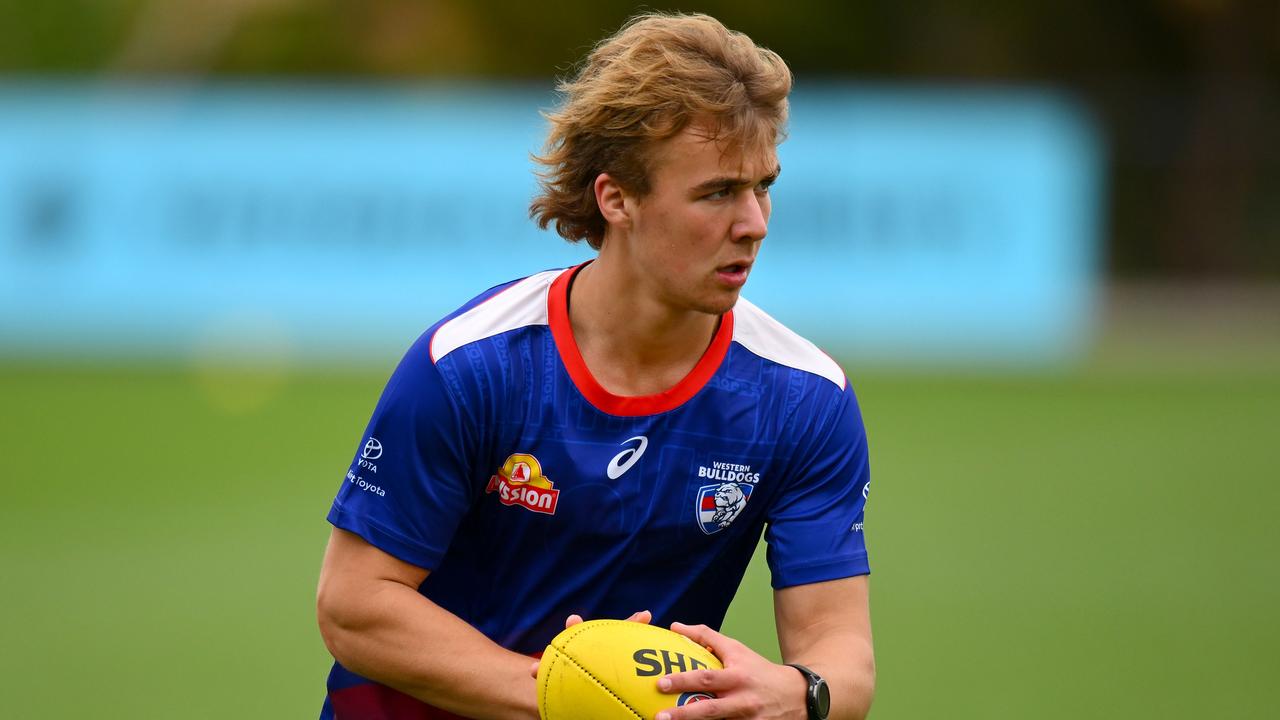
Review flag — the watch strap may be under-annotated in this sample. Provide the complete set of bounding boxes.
[785,663,829,720]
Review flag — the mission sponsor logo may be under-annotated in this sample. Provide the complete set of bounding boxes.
[485,453,560,515]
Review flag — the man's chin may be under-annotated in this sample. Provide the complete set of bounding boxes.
[699,291,742,317]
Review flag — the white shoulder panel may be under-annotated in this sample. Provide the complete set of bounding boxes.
[731,297,846,390]
[429,269,559,362]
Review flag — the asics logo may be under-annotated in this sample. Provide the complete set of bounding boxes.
[606,436,648,479]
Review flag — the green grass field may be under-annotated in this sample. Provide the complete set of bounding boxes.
[1,347,1277,718]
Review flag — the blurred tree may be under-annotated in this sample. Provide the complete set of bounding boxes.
[0,0,1275,277]
[1159,0,1275,275]
[0,0,139,71]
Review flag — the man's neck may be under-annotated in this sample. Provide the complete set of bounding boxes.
[568,260,721,397]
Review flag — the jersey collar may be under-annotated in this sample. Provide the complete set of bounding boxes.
[548,263,734,417]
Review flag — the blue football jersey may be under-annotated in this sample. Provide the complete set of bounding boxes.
[322,265,871,719]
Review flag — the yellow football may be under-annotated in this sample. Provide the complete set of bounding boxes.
[536,619,723,719]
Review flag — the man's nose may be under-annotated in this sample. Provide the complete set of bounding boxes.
[733,191,769,242]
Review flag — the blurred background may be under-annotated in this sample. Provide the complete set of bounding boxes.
[1,1,1277,718]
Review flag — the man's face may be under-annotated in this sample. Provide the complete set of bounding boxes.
[620,124,779,316]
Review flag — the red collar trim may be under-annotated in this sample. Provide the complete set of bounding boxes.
[548,264,734,417]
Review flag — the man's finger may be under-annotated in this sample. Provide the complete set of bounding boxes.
[668,622,731,658]
[626,609,653,624]
[655,695,730,720]
[657,668,735,695]
[563,614,585,629]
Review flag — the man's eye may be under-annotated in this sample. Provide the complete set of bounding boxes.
[705,188,731,200]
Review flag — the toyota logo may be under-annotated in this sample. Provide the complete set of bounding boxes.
[362,437,383,460]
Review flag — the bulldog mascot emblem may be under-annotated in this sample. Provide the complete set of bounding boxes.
[696,482,754,535]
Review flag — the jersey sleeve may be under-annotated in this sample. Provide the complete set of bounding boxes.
[764,381,872,589]
[326,332,479,570]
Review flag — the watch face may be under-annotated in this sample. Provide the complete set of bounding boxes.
[815,679,831,717]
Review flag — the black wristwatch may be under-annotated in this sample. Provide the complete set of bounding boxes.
[786,663,831,720]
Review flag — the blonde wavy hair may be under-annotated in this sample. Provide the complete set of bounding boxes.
[529,12,793,249]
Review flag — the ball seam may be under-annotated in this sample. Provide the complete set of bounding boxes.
[538,651,558,719]
[551,621,645,720]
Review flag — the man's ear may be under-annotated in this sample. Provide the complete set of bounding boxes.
[594,173,630,228]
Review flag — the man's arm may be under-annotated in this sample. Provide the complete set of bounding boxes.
[653,575,873,720]
[315,527,539,720]
[775,575,875,720]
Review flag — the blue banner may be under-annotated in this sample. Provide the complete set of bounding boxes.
[0,82,1100,364]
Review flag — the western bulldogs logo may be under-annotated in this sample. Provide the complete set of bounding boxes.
[696,482,753,535]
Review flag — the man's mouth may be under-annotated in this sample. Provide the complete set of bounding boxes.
[716,262,753,287]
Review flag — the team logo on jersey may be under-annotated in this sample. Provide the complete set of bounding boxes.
[486,453,560,515]
[696,460,761,484]
[696,482,754,534]
[606,436,648,479]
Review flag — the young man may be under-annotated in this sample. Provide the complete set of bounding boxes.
[317,12,875,720]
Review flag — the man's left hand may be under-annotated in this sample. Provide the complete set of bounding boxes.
[528,610,652,679]
[654,622,808,720]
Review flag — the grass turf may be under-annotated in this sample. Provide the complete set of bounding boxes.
[1,355,1276,718]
